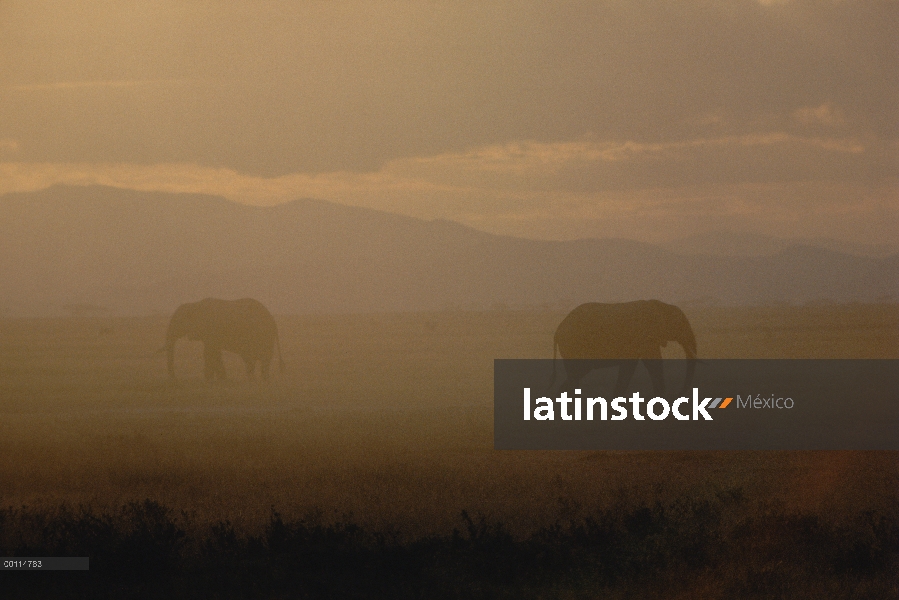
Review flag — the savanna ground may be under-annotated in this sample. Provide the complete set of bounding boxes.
[0,305,897,598]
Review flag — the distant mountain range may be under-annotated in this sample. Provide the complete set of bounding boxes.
[0,185,896,316]
[661,231,898,259]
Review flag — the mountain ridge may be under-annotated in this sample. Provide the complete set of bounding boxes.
[0,185,895,316]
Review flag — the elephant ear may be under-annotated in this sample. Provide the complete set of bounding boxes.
[175,302,206,341]
[646,301,670,344]
[667,304,697,358]
[189,306,216,340]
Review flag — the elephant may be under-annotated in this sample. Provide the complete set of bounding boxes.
[552,300,697,397]
[162,298,284,380]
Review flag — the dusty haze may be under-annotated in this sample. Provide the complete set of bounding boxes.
[0,3,897,596]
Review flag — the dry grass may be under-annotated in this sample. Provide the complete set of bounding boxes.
[0,305,897,540]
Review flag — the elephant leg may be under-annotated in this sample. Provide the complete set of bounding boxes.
[559,359,592,394]
[612,360,638,396]
[642,359,665,396]
[260,359,271,381]
[203,344,225,380]
[641,345,665,396]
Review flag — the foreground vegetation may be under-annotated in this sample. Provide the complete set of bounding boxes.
[2,488,896,599]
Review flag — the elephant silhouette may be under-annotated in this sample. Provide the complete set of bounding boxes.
[552,300,697,396]
[162,298,284,380]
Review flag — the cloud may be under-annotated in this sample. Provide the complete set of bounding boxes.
[792,103,846,128]
[1,1,894,175]
[0,132,876,204]
[1,131,895,246]
[388,133,871,195]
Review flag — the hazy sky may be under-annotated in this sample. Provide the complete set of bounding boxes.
[1,1,896,244]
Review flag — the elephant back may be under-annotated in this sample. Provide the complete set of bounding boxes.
[554,301,675,360]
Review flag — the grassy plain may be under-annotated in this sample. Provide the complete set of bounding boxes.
[0,305,896,533]
[0,305,897,596]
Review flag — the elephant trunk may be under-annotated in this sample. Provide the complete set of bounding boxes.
[163,321,182,378]
[682,354,697,396]
[166,342,176,378]
[678,321,698,395]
